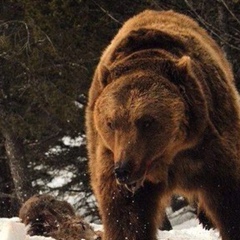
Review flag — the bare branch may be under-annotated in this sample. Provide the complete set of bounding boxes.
[90,0,122,25]
[0,20,31,56]
[0,192,18,199]
[184,0,240,51]
[220,0,240,26]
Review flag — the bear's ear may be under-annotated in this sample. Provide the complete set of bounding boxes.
[96,64,111,88]
[176,55,204,83]
[174,55,208,141]
[176,55,199,81]
[177,55,192,70]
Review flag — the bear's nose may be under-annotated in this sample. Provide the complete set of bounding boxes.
[114,162,131,184]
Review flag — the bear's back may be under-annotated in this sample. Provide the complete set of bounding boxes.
[102,10,233,83]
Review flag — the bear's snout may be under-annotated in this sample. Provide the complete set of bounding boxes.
[114,161,132,184]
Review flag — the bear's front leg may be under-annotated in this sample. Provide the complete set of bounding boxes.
[96,172,165,240]
[200,181,240,240]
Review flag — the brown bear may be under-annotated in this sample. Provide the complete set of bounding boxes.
[19,194,75,236]
[19,194,101,240]
[85,9,240,240]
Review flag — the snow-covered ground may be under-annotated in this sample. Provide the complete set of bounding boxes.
[0,216,220,240]
[0,218,54,240]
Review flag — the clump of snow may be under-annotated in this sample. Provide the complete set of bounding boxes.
[0,218,55,240]
[47,169,75,188]
[0,217,220,240]
[167,205,196,227]
[62,136,84,147]
[157,219,220,240]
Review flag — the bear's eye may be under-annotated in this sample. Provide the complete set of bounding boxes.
[136,116,156,130]
[107,121,115,130]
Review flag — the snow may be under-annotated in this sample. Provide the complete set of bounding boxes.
[157,219,219,240]
[0,218,54,240]
[62,136,84,147]
[0,217,220,240]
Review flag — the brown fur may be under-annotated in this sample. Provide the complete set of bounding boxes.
[19,194,101,240]
[51,216,102,240]
[86,10,240,240]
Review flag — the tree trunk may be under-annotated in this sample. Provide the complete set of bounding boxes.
[0,148,20,217]
[3,130,32,203]
[2,128,33,204]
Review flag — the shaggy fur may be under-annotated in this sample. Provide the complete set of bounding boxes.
[19,194,101,240]
[86,9,240,240]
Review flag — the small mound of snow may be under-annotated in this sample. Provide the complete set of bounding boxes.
[158,219,220,240]
[0,219,55,240]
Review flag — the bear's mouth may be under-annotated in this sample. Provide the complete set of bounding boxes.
[124,178,145,194]
[116,159,159,194]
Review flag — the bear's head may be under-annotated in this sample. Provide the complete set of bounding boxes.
[19,194,75,236]
[94,52,207,192]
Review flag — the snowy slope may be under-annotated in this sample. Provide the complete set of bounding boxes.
[0,217,220,240]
